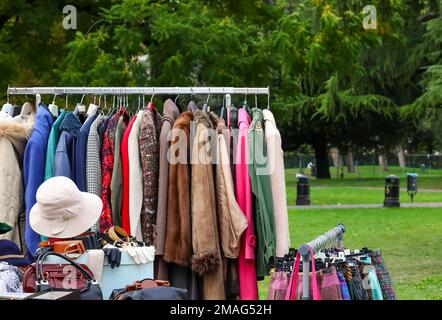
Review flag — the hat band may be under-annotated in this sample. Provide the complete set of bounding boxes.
[0,254,25,260]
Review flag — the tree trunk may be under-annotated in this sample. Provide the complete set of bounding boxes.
[397,148,406,168]
[345,151,356,173]
[378,153,389,171]
[330,148,341,167]
[314,139,331,179]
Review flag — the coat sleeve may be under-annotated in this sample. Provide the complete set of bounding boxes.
[24,136,45,257]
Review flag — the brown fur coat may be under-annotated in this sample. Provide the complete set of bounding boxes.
[163,111,193,267]
[191,110,224,299]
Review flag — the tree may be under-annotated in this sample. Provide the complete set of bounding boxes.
[270,0,402,178]
[0,0,111,98]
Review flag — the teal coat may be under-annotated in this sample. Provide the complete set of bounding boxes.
[44,109,66,181]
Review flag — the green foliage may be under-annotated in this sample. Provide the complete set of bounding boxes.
[2,0,442,160]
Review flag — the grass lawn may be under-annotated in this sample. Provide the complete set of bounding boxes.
[258,207,442,300]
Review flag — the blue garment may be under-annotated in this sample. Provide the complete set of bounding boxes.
[24,104,54,257]
[75,115,97,191]
[54,112,82,180]
[44,109,67,181]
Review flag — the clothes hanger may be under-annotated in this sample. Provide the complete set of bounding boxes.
[8,89,22,117]
[187,88,198,113]
[220,94,226,119]
[254,90,258,109]
[74,91,86,115]
[65,94,69,111]
[267,88,270,110]
[242,89,251,114]
[147,88,155,110]
[202,89,210,113]
[48,92,59,117]
[1,86,13,116]
[86,93,99,117]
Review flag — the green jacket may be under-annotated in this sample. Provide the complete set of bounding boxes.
[44,109,66,181]
[248,107,276,279]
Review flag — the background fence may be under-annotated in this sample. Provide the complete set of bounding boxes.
[284,153,442,179]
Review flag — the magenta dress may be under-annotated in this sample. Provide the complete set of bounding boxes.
[235,108,259,300]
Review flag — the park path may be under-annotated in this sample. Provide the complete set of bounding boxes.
[288,202,442,209]
[311,186,442,192]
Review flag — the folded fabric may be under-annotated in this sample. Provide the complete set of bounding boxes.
[86,249,105,283]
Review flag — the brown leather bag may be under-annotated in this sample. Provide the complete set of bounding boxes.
[111,279,170,300]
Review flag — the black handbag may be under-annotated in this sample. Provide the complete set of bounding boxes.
[112,287,188,300]
[34,251,103,300]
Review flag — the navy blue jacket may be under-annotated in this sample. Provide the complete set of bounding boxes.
[54,112,82,180]
[24,104,54,257]
[75,115,97,191]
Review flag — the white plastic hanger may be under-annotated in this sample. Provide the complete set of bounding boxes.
[35,94,41,108]
[48,94,59,117]
[87,103,99,117]
[74,92,86,115]
[1,87,13,116]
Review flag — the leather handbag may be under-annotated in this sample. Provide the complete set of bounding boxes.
[113,287,189,300]
[23,252,103,300]
[110,278,173,300]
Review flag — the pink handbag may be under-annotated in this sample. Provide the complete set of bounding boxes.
[285,245,321,300]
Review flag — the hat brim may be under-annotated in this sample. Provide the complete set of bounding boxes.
[30,192,102,239]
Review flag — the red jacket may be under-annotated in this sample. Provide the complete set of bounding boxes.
[121,114,137,234]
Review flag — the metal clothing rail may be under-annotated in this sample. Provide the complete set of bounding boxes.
[7,86,270,96]
[298,223,346,300]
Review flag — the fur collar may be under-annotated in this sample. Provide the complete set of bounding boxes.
[0,114,35,140]
[60,112,82,137]
[194,110,212,128]
[173,110,193,131]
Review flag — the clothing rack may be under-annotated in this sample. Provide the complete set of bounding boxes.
[298,223,346,300]
[7,86,270,96]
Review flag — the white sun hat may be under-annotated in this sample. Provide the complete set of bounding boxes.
[30,176,102,238]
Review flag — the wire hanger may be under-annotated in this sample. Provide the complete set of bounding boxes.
[220,94,226,119]
[202,88,210,113]
[267,87,270,110]
[148,88,155,110]
[242,88,251,114]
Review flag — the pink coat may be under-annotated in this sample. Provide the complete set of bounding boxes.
[235,108,258,300]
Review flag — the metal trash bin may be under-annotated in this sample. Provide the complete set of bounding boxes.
[384,175,400,207]
[296,174,311,206]
[407,173,418,202]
